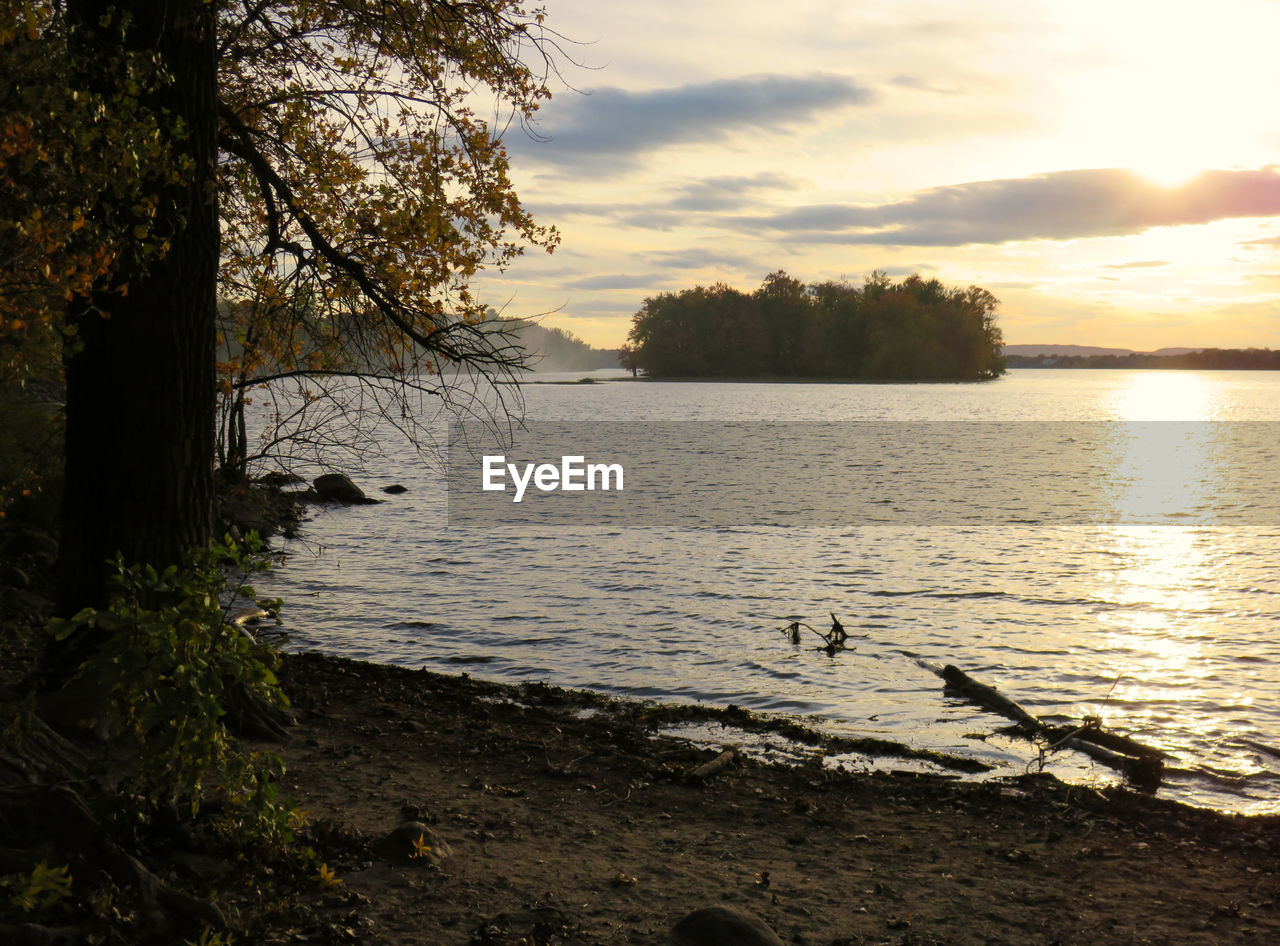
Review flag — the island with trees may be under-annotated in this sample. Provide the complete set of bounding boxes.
[624,270,1006,380]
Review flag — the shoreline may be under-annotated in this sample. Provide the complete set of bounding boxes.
[266,468,1278,819]
[264,649,1280,944]
[276,640,1276,818]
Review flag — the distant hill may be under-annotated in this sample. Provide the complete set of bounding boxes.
[501,319,620,372]
[1004,344,1136,358]
[1002,344,1198,358]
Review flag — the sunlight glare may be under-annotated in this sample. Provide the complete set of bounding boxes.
[1092,526,1215,711]
[1109,372,1220,421]
[1131,163,1203,190]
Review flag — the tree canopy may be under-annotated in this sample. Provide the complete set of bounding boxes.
[1,0,181,383]
[1,0,567,603]
[214,0,563,472]
[0,3,571,931]
[626,271,1006,380]
[3,0,560,364]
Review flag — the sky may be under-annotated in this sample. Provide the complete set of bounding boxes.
[468,0,1280,351]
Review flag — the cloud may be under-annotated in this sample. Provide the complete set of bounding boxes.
[563,297,647,318]
[887,74,960,96]
[614,209,688,231]
[564,273,665,291]
[603,173,802,230]
[510,74,873,173]
[642,247,765,272]
[1103,260,1169,269]
[520,200,611,220]
[875,264,941,277]
[666,173,801,212]
[740,167,1280,246]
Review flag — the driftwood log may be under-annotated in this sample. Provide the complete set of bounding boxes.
[940,664,1165,787]
[685,747,739,783]
[941,665,1038,728]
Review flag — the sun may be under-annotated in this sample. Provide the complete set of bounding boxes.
[1130,161,1204,190]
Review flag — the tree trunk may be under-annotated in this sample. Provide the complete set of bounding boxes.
[59,0,219,614]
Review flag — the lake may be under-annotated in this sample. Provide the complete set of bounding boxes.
[257,369,1280,814]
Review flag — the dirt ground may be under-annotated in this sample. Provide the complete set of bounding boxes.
[262,651,1280,946]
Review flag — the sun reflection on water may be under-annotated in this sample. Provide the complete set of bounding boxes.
[1107,371,1223,421]
[1096,527,1211,675]
[1098,372,1241,524]
[1086,372,1236,759]
[1082,525,1231,786]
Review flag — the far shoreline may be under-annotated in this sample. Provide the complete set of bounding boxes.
[521,364,1280,386]
[520,373,1006,385]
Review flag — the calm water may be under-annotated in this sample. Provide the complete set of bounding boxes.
[258,369,1280,814]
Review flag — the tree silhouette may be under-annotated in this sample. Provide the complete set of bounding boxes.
[627,271,1005,381]
[0,1,565,609]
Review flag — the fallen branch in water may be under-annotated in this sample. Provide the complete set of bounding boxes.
[939,664,1165,788]
[779,613,850,655]
[941,664,1038,729]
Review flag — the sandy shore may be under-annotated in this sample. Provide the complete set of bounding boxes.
[260,651,1280,945]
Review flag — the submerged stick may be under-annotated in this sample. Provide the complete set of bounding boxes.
[779,617,850,654]
[780,622,823,645]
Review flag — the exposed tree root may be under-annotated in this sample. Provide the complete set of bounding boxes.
[225,680,294,741]
[0,782,226,939]
[0,714,86,788]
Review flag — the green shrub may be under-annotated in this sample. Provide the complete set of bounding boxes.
[0,385,62,522]
[47,536,287,815]
[2,861,73,914]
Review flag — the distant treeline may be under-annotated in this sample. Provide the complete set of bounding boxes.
[216,303,620,376]
[1007,349,1280,370]
[625,271,1005,380]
